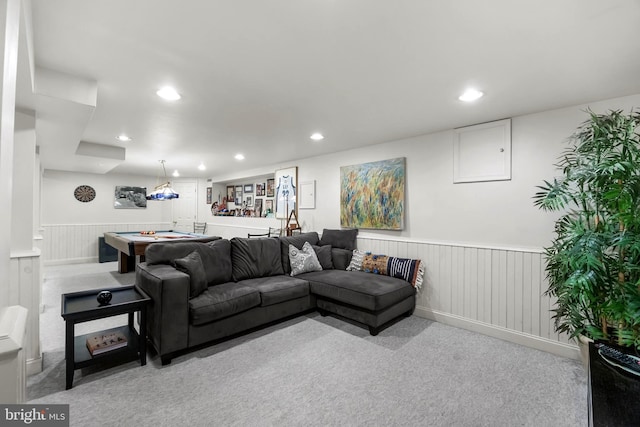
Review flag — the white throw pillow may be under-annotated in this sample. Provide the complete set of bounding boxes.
[346,249,366,271]
[289,241,323,276]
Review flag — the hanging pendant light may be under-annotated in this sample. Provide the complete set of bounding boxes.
[146,160,180,200]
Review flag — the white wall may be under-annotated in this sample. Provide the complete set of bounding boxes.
[211,93,640,250]
[42,170,173,224]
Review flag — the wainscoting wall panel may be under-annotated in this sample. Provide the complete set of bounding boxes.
[9,250,42,375]
[42,222,577,359]
[42,223,172,264]
[356,236,576,359]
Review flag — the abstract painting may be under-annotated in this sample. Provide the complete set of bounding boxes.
[340,157,405,230]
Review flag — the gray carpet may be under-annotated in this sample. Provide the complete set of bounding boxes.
[28,262,588,427]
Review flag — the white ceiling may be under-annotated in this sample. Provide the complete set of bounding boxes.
[18,0,640,178]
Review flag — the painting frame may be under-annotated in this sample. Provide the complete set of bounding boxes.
[244,184,253,193]
[340,157,405,230]
[234,185,243,205]
[226,186,235,205]
[256,183,265,196]
[274,166,297,219]
[266,178,275,197]
[114,185,147,209]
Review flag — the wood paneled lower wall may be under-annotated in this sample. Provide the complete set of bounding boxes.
[357,236,577,359]
[42,222,578,359]
[42,223,173,264]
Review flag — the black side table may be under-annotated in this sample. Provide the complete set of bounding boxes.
[588,341,640,426]
[61,285,150,389]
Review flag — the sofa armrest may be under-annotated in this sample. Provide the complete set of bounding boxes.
[136,262,190,358]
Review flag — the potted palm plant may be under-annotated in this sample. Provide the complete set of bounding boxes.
[533,109,640,355]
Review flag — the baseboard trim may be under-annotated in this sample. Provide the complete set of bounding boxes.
[44,257,97,266]
[26,355,42,375]
[414,306,579,360]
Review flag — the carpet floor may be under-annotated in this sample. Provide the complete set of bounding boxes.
[28,262,588,427]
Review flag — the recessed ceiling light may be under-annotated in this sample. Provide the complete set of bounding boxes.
[156,86,181,101]
[198,163,206,171]
[172,170,180,177]
[235,154,245,161]
[458,89,484,102]
[310,133,324,141]
[116,134,131,142]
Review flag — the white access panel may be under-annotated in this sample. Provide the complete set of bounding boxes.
[453,118,512,183]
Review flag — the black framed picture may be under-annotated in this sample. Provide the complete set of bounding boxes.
[244,184,253,193]
[235,185,243,205]
[114,185,147,209]
[256,183,265,196]
[226,186,234,204]
[267,178,275,197]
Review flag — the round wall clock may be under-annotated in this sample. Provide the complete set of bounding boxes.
[74,185,96,202]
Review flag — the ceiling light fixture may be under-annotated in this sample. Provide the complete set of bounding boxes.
[235,154,245,160]
[458,88,484,102]
[156,86,181,101]
[146,160,180,200]
[198,163,206,171]
[172,170,180,177]
[310,133,324,141]
[116,134,131,142]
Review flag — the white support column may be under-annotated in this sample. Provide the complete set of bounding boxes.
[0,0,21,309]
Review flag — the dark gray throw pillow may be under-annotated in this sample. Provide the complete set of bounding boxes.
[312,244,334,270]
[318,228,358,251]
[173,250,207,298]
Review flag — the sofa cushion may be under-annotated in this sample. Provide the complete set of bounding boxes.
[331,248,352,270]
[312,245,334,270]
[301,270,415,312]
[238,276,310,307]
[319,228,358,250]
[189,282,260,326]
[346,249,366,271]
[353,252,425,290]
[231,237,284,281]
[146,239,232,286]
[174,250,207,298]
[289,242,323,276]
[278,232,320,274]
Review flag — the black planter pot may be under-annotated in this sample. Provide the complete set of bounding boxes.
[588,341,640,426]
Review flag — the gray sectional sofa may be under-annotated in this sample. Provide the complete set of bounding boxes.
[136,230,417,365]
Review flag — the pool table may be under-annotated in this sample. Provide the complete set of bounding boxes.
[103,230,220,273]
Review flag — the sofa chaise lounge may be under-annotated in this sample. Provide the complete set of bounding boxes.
[136,230,418,364]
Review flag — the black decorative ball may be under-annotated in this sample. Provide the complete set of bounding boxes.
[97,290,112,305]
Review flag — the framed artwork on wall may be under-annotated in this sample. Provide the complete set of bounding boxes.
[274,166,297,219]
[340,157,405,230]
[234,185,243,205]
[226,186,235,204]
[256,183,265,196]
[114,186,147,209]
[206,187,212,204]
[266,178,275,197]
[244,184,253,193]
[245,195,253,207]
[254,198,263,216]
[265,199,274,215]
